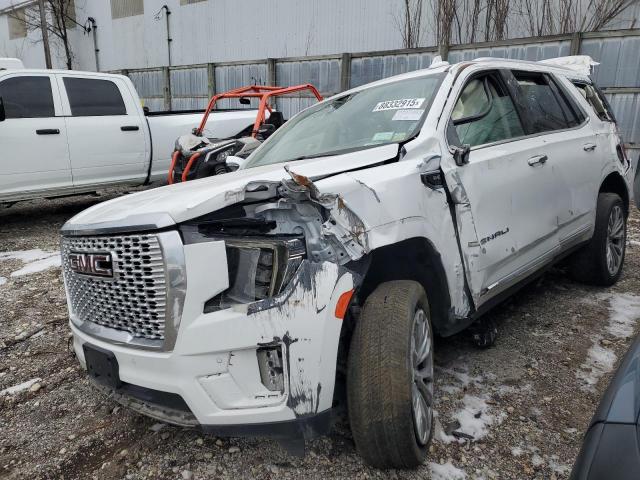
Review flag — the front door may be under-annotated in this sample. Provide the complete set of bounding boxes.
[0,74,71,200]
[441,69,563,308]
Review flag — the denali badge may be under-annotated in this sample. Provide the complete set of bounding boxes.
[68,252,114,278]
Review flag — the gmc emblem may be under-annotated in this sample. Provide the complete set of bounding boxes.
[68,252,114,278]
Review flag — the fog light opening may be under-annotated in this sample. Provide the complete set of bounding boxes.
[257,346,285,392]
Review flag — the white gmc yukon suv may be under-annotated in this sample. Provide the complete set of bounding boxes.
[60,56,634,468]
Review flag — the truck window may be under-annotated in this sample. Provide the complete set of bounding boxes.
[572,81,615,123]
[63,77,126,116]
[0,76,54,118]
[512,71,582,133]
[449,74,525,148]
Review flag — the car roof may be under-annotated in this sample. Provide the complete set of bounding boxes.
[0,68,127,80]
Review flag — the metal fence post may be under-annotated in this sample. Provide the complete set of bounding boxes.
[207,62,216,98]
[340,52,351,92]
[570,32,583,55]
[267,58,277,86]
[162,66,171,111]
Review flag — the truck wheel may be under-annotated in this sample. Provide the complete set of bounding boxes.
[347,280,434,469]
[568,193,626,286]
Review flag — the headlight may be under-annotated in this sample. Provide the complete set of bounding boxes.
[204,237,305,312]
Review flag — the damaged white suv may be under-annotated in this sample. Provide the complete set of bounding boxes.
[61,56,633,468]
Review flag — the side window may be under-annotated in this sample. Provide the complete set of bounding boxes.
[449,74,525,148]
[63,77,127,116]
[513,71,582,133]
[0,76,55,118]
[572,82,615,123]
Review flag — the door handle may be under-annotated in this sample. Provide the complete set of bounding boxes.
[121,125,139,131]
[527,155,548,166]
[583,143,597,152]
[36,129,60,135]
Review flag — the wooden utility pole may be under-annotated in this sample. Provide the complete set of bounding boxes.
[37,0,52,69]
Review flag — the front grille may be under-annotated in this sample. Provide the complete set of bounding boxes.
[61,234,167,341]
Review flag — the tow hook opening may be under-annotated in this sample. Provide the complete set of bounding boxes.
[257,346,285,392]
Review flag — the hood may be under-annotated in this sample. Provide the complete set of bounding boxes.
[62,144,399,235]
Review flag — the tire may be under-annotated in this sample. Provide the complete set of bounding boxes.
[568,193,626,286]
[347,280,434,469]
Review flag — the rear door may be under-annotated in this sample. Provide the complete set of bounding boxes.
[509,70,599,246]
[57,75,148,187]
[441,69,563,307]
[0,73,71,199]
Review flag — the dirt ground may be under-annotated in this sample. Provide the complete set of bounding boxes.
[1,190,639,480]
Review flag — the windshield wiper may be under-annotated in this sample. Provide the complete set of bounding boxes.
[283,152,340,163]
[282,146,375,164]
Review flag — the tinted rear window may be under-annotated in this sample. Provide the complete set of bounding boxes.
[513,71,581,133]
[0,76,55,118]
[63,77,126,116]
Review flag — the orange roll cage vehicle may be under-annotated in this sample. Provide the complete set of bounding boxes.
[168,84,323,184]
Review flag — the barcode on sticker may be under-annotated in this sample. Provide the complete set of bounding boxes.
[373,98,425,112]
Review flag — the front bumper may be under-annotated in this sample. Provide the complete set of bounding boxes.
[71,239,354,431]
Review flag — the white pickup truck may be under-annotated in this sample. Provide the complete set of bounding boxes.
[0,67,258,204]
[61,56,634,468]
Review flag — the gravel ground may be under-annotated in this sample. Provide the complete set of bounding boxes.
[1,190,639,480]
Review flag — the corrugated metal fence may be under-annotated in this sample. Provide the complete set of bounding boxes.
[117,29,640,157]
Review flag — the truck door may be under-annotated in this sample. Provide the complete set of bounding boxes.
[0,74,71,199]
[57,75,147,188]
[441,69,564,309]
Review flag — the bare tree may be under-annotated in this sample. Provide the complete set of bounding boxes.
[514,0,637,36]
[8,0,79,69]
[393,0,425,48]
[580,0,638,31]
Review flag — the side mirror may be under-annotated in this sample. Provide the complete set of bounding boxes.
[451,144,471,167]
[143,106,150,116]
[0,97,5,122]
[226,155,249,171]
[257,123,276,140]
[239,97,251,105]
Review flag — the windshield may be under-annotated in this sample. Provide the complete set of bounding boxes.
[245,73,445,168]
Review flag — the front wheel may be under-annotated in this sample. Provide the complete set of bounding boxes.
[568,192,626,286]
[347,280,434,469]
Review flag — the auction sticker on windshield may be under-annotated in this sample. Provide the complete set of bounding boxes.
[372,98,425,112]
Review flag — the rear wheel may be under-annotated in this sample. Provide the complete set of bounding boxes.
[347,280,434,469]
[568,193,626,286]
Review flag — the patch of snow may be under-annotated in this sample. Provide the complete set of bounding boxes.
[0,377,42,396]
[0,276,6,286]
[10,254,61,276]
[578,293,640,391]
[531,454,545,468]
[629,240,640,247]
[439,395,506,443]
[511,447,524,457]
[0,249,61,277]
[605,293,640,338]
[549,455,571,474]
[577,339,617,392]
[429,461,467,480]
[0,249,54,263]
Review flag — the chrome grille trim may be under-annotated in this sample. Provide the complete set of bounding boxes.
[61,230,186,351]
